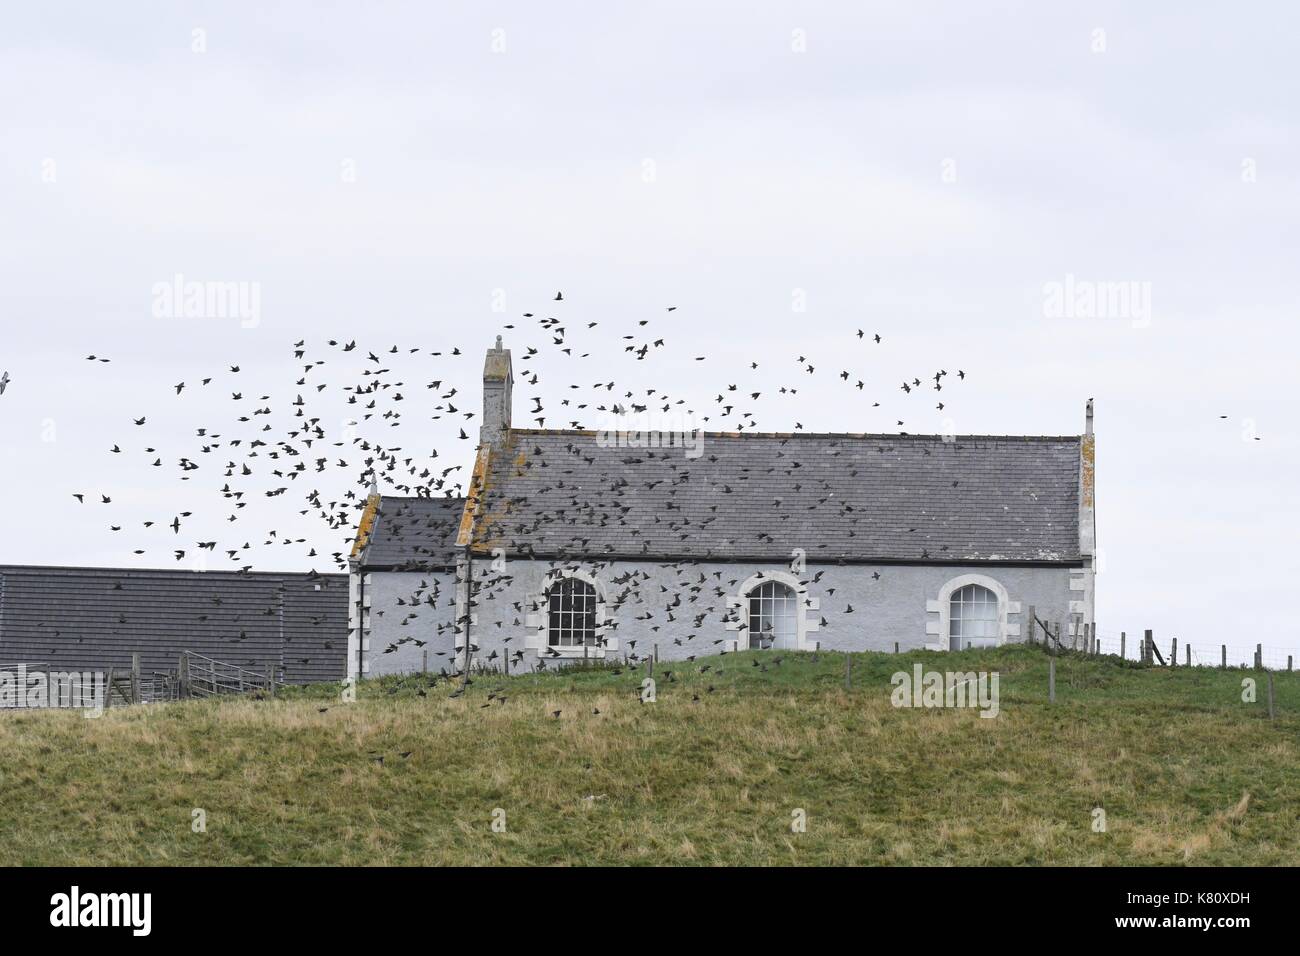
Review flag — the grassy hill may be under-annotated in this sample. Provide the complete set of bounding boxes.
[1,645,1296,865]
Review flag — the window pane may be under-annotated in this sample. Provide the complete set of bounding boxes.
[949,584,999,649]
[546,578,599,648]
[748,581,797,649]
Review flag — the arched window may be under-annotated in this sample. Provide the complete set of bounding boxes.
[547,577,598,648]
[747,580,798,650]
[949,583,999,650]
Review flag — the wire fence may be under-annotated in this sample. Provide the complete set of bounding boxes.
[1030,617,1297,673]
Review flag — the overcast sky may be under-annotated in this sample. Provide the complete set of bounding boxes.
[1,3,1296,661]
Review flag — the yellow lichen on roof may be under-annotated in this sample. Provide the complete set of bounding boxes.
[350,493,381,560]
[456,445,492,548]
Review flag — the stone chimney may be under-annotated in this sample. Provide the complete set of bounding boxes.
[1077,399,1097,629]
[1079,398,1095,558]
[480,335,513,447]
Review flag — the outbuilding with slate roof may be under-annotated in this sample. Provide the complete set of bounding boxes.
[0,565,347,684]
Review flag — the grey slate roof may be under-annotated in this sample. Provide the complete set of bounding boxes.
[0,565,347,683]
[358,496,464,570]
[471,430,1083,564]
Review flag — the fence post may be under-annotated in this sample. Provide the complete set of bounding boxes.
[1143,629,1153,665]
[845,654,852,691]
[1186,643,1191,667]
[1171,637,1178,668]
[1267,672,1275,721]
[1026,605,1036,645]
[1048,657,1056,703]
[1222,645,1227,669]
[130,653,141,704]
[422,649,428,674]
[653,643,659,664]
[1120,631,1126,660]
[1255,644,1263,669]
[894,641,899,654]
[1289,656,1293,673]
[105,667,114,710]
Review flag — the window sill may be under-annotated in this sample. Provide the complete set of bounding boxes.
[541,646,606,659]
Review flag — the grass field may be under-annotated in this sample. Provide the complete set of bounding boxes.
[1,645,1296,866]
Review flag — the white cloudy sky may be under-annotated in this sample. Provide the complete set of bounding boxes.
[1,3,1295,660]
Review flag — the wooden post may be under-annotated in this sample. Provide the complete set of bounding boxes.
[130,653,141,704]
[502,648,508,676]
[1026,605,1036,644]
[653,643,659,664]
[1255,644,1263,669]
[1186,643,1191,667]
[1267,672,1275,721]
[1120,631,1126,660]
[105,667,114,710]
[1143,629,1153,665]
[1289,656,1293,673]
[266,664,276,698]
[894,641,899,654]
[1048,657,1056,703]
[422,649,428,673]
[845,654,852,691]
[1171,637,1177,668]
[1222,644,1227,669]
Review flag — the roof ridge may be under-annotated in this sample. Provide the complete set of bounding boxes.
[0,563,345,578]
[509,428,1082,442]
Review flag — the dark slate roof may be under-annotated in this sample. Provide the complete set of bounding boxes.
[0,565,348,684]
[358,496,465,570]
[472,430,1082,564]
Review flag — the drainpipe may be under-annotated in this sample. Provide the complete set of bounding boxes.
[356,566,365,682]
[461,545,474,679]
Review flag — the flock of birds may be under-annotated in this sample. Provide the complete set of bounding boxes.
[2,296,971,685]
[52,296,968,582]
